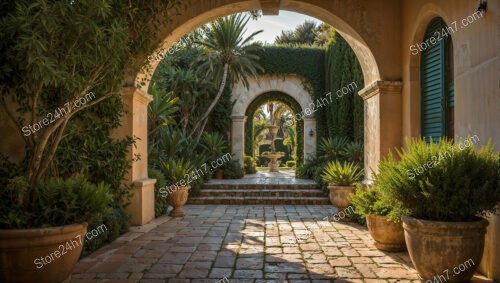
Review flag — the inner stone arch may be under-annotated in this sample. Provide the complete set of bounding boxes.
[230,74,316,164]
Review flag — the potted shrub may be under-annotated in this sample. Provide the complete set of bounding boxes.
[321,161,364,215]
[161,159,193,217]
[380,138,500,282]
[0,177,111,283]
[349,184,408,251]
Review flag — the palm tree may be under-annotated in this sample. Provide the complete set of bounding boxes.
[191,14,264,139]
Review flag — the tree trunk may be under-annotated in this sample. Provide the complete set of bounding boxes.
[190,63,229,137]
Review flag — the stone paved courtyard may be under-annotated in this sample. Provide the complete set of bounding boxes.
[72,205,423,282]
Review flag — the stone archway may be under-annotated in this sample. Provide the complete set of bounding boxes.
[122,0,403,225]
[230,75,316,165]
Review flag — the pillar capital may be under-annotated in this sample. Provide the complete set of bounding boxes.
[121,87,153,105]
[231,115,247,123]
[303,115,315,121]
[359,80,403,100]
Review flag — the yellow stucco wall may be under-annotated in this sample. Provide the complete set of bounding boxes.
[401,0,499,279]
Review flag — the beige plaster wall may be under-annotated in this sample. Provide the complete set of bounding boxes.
[401,0,500,279]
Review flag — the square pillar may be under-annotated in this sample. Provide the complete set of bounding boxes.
[359,81,403,181]
[303,115,317,160]
[113,87,156,226]
[231,116,246,166]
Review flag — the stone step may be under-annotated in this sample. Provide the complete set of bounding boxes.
[187,196,330,205]
[202,183,320,190]
[197,189,325,198]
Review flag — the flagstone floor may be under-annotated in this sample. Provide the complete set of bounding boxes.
[72,205,492,283]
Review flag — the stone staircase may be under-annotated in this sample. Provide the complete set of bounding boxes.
[188,182,330,205]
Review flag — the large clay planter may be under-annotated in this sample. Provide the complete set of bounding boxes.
[215,169,224,179]
[328,184,355,215]
[366,215,405,252]
[0,223,87,283]
[167,186,191,217]
[403,216,488,282]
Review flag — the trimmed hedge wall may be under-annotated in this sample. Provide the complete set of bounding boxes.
[324,34,364,142]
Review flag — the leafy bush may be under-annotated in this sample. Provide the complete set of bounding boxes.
[223,159,244,179]
[83,204,130,256]
[321,161,364,186]
[244,156,257,174]
[344,141,364,164]
[286,161,296,168]
[349,183,408,222]
[161,158,194,186]
[0,177,112,229]
[202,132,228,160]
[319,137,348,161]
[149,168,169,217]
[379,138,500,222]
[296,157,327,179]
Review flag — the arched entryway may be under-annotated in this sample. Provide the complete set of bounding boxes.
[230,75,316,165]
[244,91,306,165]
[121,0,402,225]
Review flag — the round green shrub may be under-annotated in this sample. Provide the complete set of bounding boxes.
[223,159,244,179]
[379,137,500,222]
[244,156,257,174]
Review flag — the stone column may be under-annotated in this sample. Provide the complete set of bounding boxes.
[231,116,246,166]
[359,81,403,181]
[114,87,156,226]
[303,115,317,160]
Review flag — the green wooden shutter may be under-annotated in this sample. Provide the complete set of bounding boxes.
[421,18,446,142]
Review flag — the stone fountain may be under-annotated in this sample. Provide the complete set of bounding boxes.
[263,125,284,172]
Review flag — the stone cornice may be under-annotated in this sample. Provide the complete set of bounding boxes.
[358,81,403,100]
[121,87,153,105]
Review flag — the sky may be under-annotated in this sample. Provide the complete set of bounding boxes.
[243,11,321,44]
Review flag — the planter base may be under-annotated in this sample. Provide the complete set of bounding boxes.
[0,223,87,283]
[367,215,406,252]
[169,208,187,217]
[403,216,488,282]
[166,186,191,218]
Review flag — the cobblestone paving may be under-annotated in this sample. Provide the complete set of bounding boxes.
[71,205,427,282]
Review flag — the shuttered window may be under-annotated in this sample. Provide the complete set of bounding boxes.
[421,17,454,142]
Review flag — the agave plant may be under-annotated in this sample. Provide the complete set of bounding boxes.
[319,137,349,161]
[161,158,194,186]
[321,161,364,186]
[344,141,364,163]
[202,132,227,160]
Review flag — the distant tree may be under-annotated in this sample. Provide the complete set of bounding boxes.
[275,20,319,46]
[192,14,264,140]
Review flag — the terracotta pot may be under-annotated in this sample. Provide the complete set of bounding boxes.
[328,184,355,213]
[366,215,405,252]
[267,125,279,136]
[167,186,191,217]
[0,223,87,283]
[403,216,488,282]
[215,169,224,179]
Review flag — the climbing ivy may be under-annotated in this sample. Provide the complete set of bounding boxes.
[324,33,364,142]
[244,91,304,164]
[253,46,325,149]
